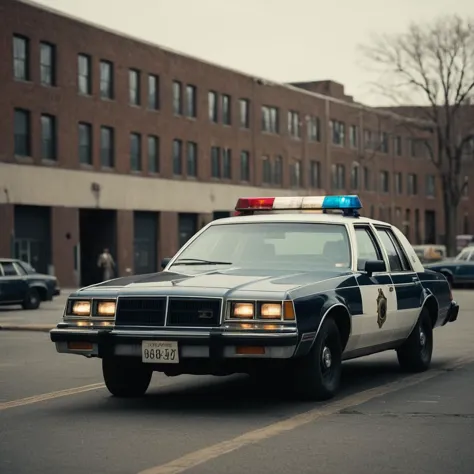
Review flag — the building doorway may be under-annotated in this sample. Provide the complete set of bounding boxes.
[13,205,51,274]
[133,211,158,275]
[79,209,117,286]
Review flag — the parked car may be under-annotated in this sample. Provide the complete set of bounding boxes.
[50,195,458,401]
[0,258,60,309]
[424,246,474,288]
[412,245,447,264]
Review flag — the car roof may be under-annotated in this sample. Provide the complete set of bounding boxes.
[208,212,391,226]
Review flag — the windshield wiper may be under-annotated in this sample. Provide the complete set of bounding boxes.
[173,258,233,266]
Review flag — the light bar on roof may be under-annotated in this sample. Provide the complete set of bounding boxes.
[234,195,362,211]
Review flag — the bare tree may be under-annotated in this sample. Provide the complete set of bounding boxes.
[359,14,474,256]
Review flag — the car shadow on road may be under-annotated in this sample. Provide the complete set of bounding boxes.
[53,355,452,419]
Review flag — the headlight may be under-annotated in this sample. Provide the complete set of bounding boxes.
[97,301,116,317]
[260,303,282,319]
[231,302,254,318]
[71,300,91,316]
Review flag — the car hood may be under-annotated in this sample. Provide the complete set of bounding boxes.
[75,267,354,299]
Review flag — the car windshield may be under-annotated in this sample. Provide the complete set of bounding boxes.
[170,222,351,271]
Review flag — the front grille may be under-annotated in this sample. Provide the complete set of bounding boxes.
[115,297,166,326]
[167,298,221,327]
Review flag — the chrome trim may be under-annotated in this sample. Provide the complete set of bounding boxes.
[112,329,211,337]
[51,328,100,336]
[308,303,351,350]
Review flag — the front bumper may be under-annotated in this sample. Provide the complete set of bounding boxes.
[49,326,299,361]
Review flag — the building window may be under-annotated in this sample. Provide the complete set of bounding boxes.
[211,146,220,178]
[173,81,182,115]
[239,99,250,128]
[187,142,197,177]
[349,125,358,148]
[222,148,232,179]
[262,156,271,185]
[363,166,371,191]
[351,163,359,189]
[222,94,231,125]
[148,74,159,110]
[290,159,302,187]
[129,69,140,105]
[261,106,279,133]
[41,114,57,160]
[307,116,320,141]
[425,174,435,197]
[13,35,29,81]
[380,170,389,193]
[288,111,300,138]
[310,160,321,188]
[332,164,345,189]
[394,136,402,156]
[40,42,55,86]
[330,120,345,146]
[147,135,159,173]
[395,172,403,195]
[100,126,114,168]
[407,173,418,195]
[130,133,141,171]
[186,84,197,118]
[100,60,114,99]
[14,108,31,156]
[240,151,250,181]
[78,54,91,95]
[274,156,283,185]
[172,139,183,175]
[208,91,218,122]
[78,122,92,165]
[380,132,389,153]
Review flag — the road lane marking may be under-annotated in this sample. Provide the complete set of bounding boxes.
[138,356,474,474]
[0,383,105,411]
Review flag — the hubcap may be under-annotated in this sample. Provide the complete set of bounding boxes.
[322,346,332,369]
[419,328,426,347]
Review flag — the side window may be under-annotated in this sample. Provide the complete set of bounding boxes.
[354,227,383,271]
[1,262,19,276]
[457,251,469,261]
[13,263,27,276]
[468,252,474,262]
[376,227,411,272]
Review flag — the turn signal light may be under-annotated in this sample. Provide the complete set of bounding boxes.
[283,301,296,320]
[235,346,265,355]
[67,342,93,351]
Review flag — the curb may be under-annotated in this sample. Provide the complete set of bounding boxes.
[0,325,54,333]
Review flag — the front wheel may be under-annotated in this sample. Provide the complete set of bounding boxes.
[102,357,152,397]
[396,307,433,373]
[292,317,342,401]
[22,288,40,310]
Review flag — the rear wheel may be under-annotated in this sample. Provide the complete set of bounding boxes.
[396,307,433,373]
[22,288,40,310]
[292,317,342,401]
[102,357,152,397]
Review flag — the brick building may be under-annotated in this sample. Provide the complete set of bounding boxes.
[0,0,472,287]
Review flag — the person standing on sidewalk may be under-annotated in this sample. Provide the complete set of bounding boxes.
[97,248,116,281]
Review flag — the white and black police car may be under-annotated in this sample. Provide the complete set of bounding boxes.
[50,195,459,401]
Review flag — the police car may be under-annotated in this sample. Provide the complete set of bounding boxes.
[50,195,459,401]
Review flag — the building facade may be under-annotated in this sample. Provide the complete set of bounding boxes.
[0,0,472,287]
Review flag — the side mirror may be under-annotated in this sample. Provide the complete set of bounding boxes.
[364,259,386,277]
[161,257,171,269]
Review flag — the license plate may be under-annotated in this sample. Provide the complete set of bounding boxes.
[141,341,179,364]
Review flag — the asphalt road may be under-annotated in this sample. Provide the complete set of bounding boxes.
[1,290,473,474]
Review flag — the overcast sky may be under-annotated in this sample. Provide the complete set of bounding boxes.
[34,0,474,106]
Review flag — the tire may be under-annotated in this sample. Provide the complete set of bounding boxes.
[292,317,342,401]
[396,307,433,373]
[22,288,40,310]
[102,357,152,397]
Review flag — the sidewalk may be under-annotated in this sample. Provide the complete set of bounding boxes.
[0,289,79,333]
